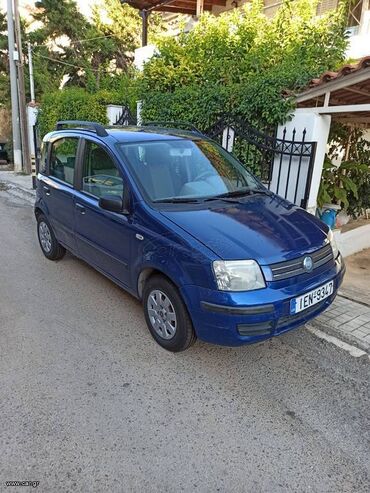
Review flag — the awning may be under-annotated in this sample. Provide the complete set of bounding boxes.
[295,56,370,126]
[122,0,226,15]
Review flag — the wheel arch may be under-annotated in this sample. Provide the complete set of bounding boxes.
[137,267,180,300]
[34,206,43,219]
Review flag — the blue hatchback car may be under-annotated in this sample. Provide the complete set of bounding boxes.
[35,121,345,352]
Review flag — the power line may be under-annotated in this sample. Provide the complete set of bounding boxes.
[30,33,116,50]
[32,52,103,73]
[76,33,116,43]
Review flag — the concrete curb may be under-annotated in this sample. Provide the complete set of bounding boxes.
[0,171,35,204]
[308,318,370,354]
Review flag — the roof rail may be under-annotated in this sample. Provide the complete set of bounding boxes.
[142,121,204,135]
[55,120,108,137]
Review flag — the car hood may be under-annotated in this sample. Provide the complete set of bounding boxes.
[160,194,328,265]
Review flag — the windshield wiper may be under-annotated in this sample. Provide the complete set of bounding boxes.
[153,188,272,204]
[203,188,271,202]
[153,197,202,204]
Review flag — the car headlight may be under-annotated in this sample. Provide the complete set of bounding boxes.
[328,229,339,259]
[213,260,266,291]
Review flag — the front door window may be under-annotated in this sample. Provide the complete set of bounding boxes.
[82,142,123,199]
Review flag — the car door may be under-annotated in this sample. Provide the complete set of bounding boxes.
[73,138,133,288]
[38,134,81,252]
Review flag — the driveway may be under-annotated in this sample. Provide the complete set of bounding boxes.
[0,189,369,492]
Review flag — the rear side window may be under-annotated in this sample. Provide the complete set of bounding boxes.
[82,141,123,199]
[49,137,79,186]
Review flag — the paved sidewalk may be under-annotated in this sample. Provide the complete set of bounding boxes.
[340,248,370,306]
[0,170,35,203]
[0,169,34,190]
[311,296,370,352]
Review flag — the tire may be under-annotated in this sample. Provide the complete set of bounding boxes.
[37,214,66,261]
[143,275,196,352]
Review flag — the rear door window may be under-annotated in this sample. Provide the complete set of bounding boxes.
[49,137,79,186]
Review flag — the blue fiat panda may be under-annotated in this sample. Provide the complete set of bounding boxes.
[35,121,345,352]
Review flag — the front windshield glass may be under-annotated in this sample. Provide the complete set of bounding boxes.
[118,139,261,202]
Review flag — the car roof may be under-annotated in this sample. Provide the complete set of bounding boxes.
[46,126,205,144]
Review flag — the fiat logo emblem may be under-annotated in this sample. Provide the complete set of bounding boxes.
[303,256,313,272]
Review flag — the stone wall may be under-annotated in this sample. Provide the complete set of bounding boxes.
[0,107,11,143]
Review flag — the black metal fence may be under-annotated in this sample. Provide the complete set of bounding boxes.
[114,106,137,126]
[205,116,317,209]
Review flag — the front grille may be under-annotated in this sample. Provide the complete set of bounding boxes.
[269,244,334,281]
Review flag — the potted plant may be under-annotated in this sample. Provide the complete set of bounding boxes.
[317,159,363,228]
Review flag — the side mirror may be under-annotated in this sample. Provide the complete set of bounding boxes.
[99,194,126,214]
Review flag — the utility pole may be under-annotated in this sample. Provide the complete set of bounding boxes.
[27,42,35,104]
[6,0,22,172]
[13,0,31,174]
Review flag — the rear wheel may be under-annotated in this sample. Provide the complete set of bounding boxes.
[143,275,196,352]
[37,214,66,261]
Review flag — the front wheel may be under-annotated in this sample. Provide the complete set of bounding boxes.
[143,275,196,352]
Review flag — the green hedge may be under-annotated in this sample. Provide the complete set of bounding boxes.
[140,0,347,128]
[37,87,130,137]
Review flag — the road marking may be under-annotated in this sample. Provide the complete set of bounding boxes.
[308,327,370,359]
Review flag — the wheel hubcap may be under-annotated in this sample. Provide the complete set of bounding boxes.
[147,289,177,340]
[39,221,52,253]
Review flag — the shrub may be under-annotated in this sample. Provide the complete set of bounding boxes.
[37,86,136,137]
[139,0,347,128]
[319,123,370,214]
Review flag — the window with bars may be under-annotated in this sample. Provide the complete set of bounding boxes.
[316,0,339,16]
[316,0,368,30]
[347,0,365,27]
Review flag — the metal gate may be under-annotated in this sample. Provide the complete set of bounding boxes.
[205,116,317,209]
[114,105,137,126]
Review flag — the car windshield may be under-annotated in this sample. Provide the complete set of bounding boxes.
[118,139,261,203]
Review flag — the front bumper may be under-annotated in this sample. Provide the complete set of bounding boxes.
[180,255,345,347]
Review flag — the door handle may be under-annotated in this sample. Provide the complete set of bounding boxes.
[43,185,51,196]
[75,203,86,215]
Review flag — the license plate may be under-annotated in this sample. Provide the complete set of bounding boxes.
[290,281,334,314]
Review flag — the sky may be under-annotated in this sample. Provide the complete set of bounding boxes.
[1,0,99,19]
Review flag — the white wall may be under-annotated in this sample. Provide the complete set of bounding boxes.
[346,11,370,59]
[335,224,370,257]
[27,106,38,157]
[134,45,158,71]
[106,105,123,126]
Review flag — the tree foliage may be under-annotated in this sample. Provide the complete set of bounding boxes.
[0,11,9,105]
[140,0,348,129]
[0,0,163,103]
[37,87,124,137]
[29,0,163,93]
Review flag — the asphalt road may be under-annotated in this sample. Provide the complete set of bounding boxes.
[0,188,369,493]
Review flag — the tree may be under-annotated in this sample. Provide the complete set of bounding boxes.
[92,0,164,65]
[28,0,164,95]
[0,11,9,105]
